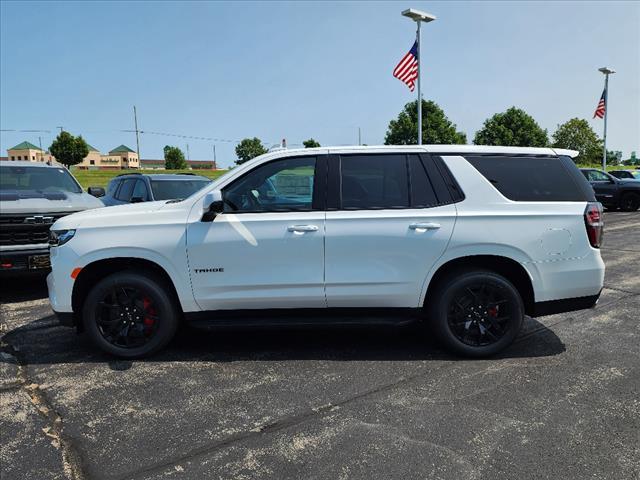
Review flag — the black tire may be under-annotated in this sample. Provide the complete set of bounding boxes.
[82,271,180,358]
[427,270,524,357]
[619,193,640,212]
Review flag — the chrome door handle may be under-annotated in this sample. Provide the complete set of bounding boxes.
[288,225,319,232]
[409,222,441,230]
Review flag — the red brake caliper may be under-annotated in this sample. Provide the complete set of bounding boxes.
[142,297,156,333]
[488,306,498,318]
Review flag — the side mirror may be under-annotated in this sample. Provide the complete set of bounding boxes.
[201,190,224,222]
[87,186,105,198]
[130,196,144,203]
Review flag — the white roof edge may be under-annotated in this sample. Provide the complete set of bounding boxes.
[552,148,580,158]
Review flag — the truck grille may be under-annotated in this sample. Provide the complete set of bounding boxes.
[0,213,70,246]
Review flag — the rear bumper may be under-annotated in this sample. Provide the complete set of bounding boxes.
[533,290,602,317]
[0,247,50,272]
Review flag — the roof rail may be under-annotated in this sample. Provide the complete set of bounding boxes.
[177,172,196,175]
[116,172,142,177]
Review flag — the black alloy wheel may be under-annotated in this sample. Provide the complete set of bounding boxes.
[83,271,179,358]
[428,270,524,357]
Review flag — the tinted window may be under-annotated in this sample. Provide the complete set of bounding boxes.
[340,154,409,209]
[465,156,587,201]
[106,179,120,197]
[132,179,149,201]
[116,178,136,201]
[0,166,81,193]
[150,179,210,201]
[223,156,315,212]
[408,155,438,207]
[584,170,611,182]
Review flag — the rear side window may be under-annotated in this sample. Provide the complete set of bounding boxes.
[465,155,588,201]
[340,155,409,209]
[408,155,438,207]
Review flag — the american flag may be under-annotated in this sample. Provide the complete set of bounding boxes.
[593,90,606,119]
[393,41,419,92]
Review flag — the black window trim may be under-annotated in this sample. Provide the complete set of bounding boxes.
[220,155,325,214]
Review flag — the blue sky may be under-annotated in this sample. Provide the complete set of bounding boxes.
[1,1,638,167]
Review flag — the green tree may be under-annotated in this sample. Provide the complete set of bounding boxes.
[49,131,89,168]
[235,137,267,165]
[163,145,187,170]
[474,107,548,147]
[384,100,467,145]
[551,118,602,165]
[303,138,321,148]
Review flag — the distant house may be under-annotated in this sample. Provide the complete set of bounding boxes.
[5,141,55,163]
[75,144,139,170]
[139,159,219,170]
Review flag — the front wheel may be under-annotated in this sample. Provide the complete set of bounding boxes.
[427,270,524,357]
[82,271,180,358]
[619,193,640,212]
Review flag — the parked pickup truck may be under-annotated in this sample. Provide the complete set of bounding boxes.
[0,161,104,272]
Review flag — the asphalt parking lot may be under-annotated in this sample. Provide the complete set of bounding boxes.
[1,211,638,480]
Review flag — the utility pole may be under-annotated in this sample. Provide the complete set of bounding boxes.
[56,126,64,134]
[133,105,141,159]
[212,145,217,169]
[358,127,362,146]
[186,143,190,161]
[38,136,43,163]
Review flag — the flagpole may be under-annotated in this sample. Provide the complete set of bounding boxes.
[401,9,436,145]
[602,73,609,171]
[598,67,615,171]
[416,21,422,145]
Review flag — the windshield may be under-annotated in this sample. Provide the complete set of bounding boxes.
[0,165,82,193]
[150,179,210,201]
[631,171,640,179]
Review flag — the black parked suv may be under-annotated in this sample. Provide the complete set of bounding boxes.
[580,168,640,211]
[100,173,211,206]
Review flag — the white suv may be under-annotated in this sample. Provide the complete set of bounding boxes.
[47,146,605,358]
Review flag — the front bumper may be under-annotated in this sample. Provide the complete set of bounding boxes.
[0,247,50,272]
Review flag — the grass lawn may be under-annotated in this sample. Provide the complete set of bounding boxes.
[71,168,228,189]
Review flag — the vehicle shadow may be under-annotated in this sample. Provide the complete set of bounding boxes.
[2,314,565,369]
[0,272,49,303]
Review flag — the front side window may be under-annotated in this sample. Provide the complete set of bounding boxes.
[0,166,82,193]
[586,170,612,182]
[106,179,120,197]
[223,156,316,212]
[115,178,136,201]
[340,154,409,209]
[131,179,150,201]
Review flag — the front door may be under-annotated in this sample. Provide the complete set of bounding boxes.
[186,155,326,311]
[585,170,618,206]
[325,153,456,308]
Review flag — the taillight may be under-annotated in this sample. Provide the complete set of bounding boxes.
[584,202,604,248]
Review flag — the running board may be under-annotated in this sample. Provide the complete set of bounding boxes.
[184,308,424,330]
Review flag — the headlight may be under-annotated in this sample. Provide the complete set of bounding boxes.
[50,229,76,247]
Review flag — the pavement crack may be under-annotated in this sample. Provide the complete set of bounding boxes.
[122,364,447,480]
[0,338,89,480]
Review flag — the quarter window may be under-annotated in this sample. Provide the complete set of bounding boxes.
[340,154,409,209]
[465,156,586,202]
[223,156,316,212]
[408,155,438,207]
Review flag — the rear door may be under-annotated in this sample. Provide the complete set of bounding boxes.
[324,153,457,308]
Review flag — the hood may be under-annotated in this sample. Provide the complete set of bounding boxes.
[618,179,640,186]
[0,190,104,215]
[52,200,169,230]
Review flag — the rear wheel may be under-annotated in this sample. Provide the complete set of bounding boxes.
[619,193,640,212]
[82,271,180,358]
[427,270,524,357]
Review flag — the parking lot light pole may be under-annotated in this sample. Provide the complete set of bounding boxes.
[598,67,615,171]
[401,8,436,145]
